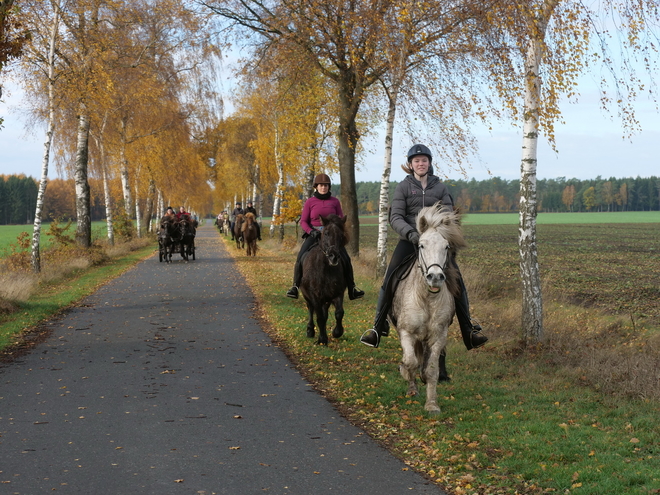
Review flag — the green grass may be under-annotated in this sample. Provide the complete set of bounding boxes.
[0,221,110,258]
[0,242,156,350]
[357,211,660,226]
[224,224,660,495]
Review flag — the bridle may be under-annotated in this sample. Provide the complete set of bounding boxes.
[416,241,450,279]
[318,227,340,266]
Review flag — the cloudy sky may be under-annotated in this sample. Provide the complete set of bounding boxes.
[1,76,658,184]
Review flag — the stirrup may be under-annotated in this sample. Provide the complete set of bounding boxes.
[349,286,365,300]
[469,323,488,349]
[286,286,299,299]
[359,328,380,348]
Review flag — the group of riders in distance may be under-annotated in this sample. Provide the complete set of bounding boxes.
[157,206,197,262]
[209,144,492,413]
[215,200,262,256]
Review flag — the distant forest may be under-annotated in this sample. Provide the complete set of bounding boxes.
[1,174,659,225]
[337,176,660,215]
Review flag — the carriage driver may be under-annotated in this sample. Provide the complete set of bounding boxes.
[360,144,489,349]
[286,173,365,301]
[164,206,175,218]
[230,201,244,241]
[244,200,262,241]
[176,206,190,220]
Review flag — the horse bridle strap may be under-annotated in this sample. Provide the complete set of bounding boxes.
[417,244,449,277]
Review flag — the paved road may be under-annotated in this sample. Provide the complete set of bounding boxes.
[0,224,443,494]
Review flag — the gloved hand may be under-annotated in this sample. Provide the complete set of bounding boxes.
[407,230,420,245]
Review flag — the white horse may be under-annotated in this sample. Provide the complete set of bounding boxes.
[390,204,467,415]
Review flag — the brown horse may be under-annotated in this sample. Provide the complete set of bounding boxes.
[158,216,177,263]
[232,214,245,249]
[299,214,348,345]
[242,212,258,256]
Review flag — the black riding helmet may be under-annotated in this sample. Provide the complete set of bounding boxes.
[407,144,434,176]
[407,144,432,163]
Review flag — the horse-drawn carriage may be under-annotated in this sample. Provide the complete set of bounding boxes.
[158,214,197,262]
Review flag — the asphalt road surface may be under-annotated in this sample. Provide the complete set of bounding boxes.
[0,223,443,494]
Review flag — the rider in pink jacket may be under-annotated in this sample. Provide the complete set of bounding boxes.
[286,173,364,301]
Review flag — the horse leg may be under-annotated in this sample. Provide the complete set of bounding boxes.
[398,332,419,397]
[438,346,451,382]
[315,302,330,345]
[422,340,445,415]
[331,296,345,339]
[305,300,315,339]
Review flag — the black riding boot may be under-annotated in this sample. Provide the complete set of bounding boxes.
[256,223,262,241]
[339,248,364,300]
[286,259,302,299]
[455,276,488,350]
[359,287,391,348]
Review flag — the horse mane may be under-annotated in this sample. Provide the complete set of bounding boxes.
[321,214,349,246]
[242,212,255,232]
[416,203,467,298]
[416,204,467,251]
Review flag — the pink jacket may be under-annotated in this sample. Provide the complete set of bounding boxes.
[300,195,343,234]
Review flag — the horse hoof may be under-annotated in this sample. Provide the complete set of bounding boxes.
[426,406,441,416]
[316,339,328,346]
[438,374,452,382]
[332,326,344,339]
[306,328,315,338]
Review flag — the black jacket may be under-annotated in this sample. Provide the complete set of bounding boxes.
[389,174,453,240]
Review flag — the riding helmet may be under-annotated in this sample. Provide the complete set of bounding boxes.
[313,173,331,188]
[407,144,432,163]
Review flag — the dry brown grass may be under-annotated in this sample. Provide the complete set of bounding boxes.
[0,237,153,307]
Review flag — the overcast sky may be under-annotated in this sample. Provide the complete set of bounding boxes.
[2,75,659,184]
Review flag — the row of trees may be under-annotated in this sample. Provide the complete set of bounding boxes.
[344,176,660,214]
[0,175,135,223]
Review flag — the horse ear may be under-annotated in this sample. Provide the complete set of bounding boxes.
[419,216,429,233]
[320,215,328,226]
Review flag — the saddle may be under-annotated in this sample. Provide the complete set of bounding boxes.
[299,237,320,266]
[379,251,417,328]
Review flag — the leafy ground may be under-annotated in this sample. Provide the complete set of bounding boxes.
[221,219,660,495]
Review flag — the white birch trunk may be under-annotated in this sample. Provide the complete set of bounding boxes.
[270,127,285,240]
[74,107,92,248]
[376,91,398,278]
[119,119,132,217]
[102,165,114,245]
[134,177,142,238]
[31,5,59,273]
[519,37,544,344]
[143,179,155,233]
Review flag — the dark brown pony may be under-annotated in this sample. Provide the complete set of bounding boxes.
[233,214,244,249]
[300,214,348,345]
[178,215,197,261]
[242,212,258,256]
[158,215,177,263]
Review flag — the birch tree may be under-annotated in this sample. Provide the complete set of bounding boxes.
[30,2,60,272]
[490,0,660,344]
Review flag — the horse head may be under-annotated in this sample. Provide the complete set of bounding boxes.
[319,214,347,267]
[416,204,466,294]
[159,216,175,239]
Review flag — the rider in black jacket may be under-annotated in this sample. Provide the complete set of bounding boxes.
[360,144,488,350]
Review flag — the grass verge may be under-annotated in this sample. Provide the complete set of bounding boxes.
[0,241,156,354]
[220,231,660,495]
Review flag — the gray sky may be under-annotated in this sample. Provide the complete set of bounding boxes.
[2,78,659,183]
